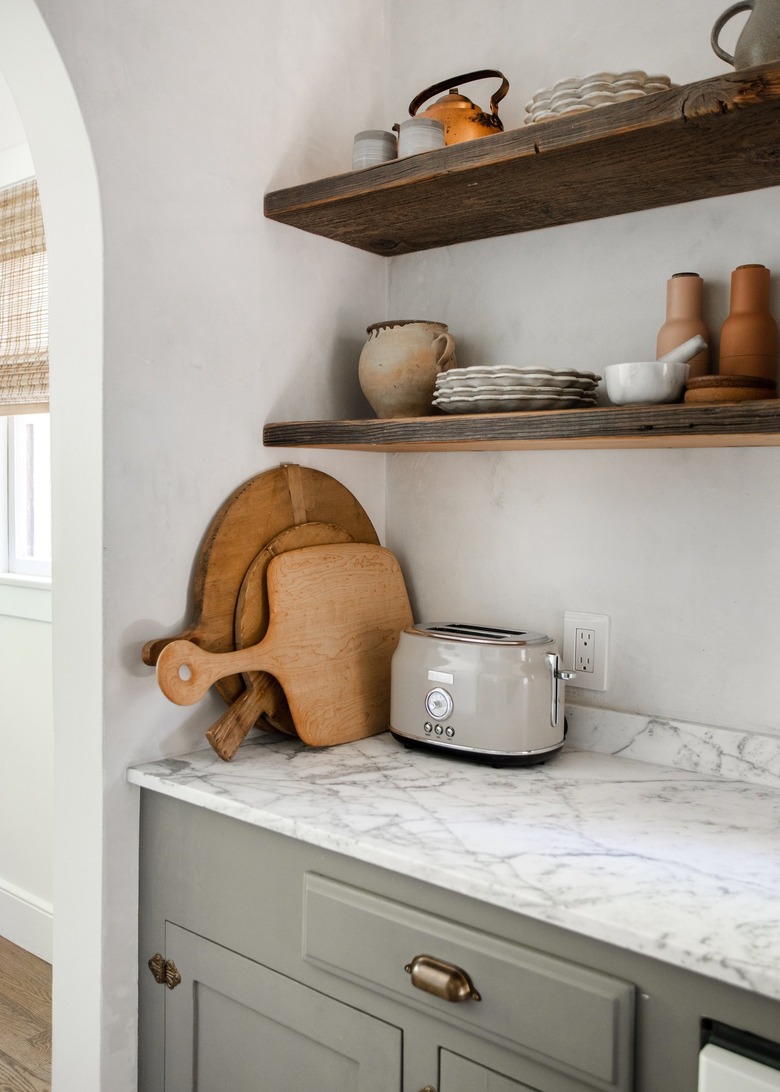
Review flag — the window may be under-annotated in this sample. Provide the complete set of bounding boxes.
[0,176,50,582]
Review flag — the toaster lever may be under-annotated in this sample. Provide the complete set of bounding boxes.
[546,653,575,729]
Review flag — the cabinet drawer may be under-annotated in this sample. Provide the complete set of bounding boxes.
[303,874,634,1092]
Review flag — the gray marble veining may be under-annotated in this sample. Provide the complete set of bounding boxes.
[128,731,780,1002]
[566,703,780,788]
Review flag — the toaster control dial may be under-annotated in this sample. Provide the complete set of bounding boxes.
[425,687,453,721]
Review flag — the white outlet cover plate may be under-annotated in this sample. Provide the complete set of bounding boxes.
[563,611,610,691]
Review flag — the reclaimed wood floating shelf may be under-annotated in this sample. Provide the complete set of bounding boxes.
[263,400,780,452]
[264,63,780,256]
[264,64,780,452]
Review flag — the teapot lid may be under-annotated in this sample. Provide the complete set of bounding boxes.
[431,88,476,109]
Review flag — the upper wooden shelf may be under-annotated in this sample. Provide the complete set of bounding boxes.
[264,63,780,256]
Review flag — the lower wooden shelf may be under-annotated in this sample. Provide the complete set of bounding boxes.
[263,400,780,452]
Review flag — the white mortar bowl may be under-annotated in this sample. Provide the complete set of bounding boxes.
[604,360,690,405]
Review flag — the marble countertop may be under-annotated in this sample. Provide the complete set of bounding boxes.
[128,731,780,1003]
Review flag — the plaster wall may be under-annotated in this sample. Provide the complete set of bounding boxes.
[7,0,387,1088]
[384,0,780,737]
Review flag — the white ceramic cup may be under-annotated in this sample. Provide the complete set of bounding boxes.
[395,117,445,157]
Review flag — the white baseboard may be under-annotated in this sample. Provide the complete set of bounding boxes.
[0,877,52,963]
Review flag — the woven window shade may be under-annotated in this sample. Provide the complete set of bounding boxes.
[0,178,48,414]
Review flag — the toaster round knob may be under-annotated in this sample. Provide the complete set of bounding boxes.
[425,687,453,720]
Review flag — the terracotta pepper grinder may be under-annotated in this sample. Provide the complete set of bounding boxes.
[656,272,711,377]
[719,264,778,385]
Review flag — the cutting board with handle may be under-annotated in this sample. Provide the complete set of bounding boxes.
[157,543,413,747]
[204,521,355,761]
[142,464,379,706]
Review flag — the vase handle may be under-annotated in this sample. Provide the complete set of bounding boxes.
[433,332,457,371]
[711,0,754,64]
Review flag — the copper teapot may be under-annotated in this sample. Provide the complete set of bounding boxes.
[408,69,509,145]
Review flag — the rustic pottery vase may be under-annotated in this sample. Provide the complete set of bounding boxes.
[711,0,780,68]
[358,320,457,418]
[719,264,778,383]
[656,272,711,377]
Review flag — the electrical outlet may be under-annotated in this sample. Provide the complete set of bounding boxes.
[563,612,609,691]
[575,627,596,673]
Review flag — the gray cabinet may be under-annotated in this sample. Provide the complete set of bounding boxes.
[162,924,402,1092]
[138,789,780,1092]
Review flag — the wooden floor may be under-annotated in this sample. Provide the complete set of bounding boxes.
[0,936,52,1091]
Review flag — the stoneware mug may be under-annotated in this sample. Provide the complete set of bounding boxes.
[711,0,780,67]
[358,319,457,417]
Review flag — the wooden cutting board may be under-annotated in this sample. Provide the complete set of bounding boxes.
[142,464,379,705]
[157,543,413,747]
[204,521,355,761]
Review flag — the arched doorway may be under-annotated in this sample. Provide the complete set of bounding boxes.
[0,1,103,1087]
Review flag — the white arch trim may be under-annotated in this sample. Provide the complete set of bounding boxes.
[0,2,104,1089]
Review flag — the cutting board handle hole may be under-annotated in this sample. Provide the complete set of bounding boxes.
[178,664,192,682]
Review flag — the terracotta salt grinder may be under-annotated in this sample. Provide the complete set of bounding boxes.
[719,264,778,384]
[656,272,710,377]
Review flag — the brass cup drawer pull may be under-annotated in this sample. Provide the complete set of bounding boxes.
[404,953,481,1002]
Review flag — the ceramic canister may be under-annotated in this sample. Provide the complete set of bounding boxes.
[352,130,397,169]
[395,118,445,157]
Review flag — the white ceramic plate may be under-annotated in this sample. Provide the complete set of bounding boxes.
[430,386,594,399]
[436,367,601,392]
[525,71,674,123]
[580,88,648,107]
[436,387,599,401]
[530,70,671,103]
[438,365,600,379]
[434,390,597,413]
[435,382,597,399]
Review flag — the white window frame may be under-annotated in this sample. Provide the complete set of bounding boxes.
[0,411,51,584]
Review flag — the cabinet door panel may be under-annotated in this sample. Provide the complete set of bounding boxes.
[441,1049,541,1091]
[164,923,402,1092]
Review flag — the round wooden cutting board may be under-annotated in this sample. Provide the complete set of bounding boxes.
[142,464,379,709]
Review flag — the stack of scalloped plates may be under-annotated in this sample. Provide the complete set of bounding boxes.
[433,367,601,415]
[524,70,674,125]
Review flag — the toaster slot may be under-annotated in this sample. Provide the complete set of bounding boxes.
[421,623,546,644]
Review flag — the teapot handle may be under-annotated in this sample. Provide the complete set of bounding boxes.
[409,69,509,119]
[711,0,754,64]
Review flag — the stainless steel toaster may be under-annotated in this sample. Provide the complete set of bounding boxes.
[389,623,574,765]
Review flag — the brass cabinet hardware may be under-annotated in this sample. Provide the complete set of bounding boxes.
[148,953,182,990]
[404,953,481,1002]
